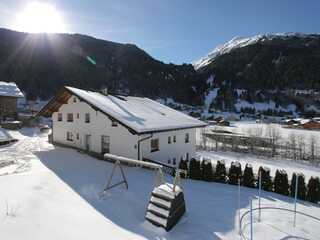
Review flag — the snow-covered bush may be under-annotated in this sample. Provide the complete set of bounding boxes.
[307,177,320,203]
[290,173,307,200]
[189,158,201,180]
[201,160,214,182]
[258,166,273,192]
[228,161,242,185]
[214,160,226,183]
[273,169,289,196]
[243,164,255,188]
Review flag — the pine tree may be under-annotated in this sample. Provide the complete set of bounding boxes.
[243,164,255,188]
[214,160,227,183]
[307,177,320,203]
[178,159,188,178]
[228,162,242,185]
[274,169,289,196]
[290,173,307,200]
[189,158,201,180]
[258,166,273,192]
[201,160,214,181]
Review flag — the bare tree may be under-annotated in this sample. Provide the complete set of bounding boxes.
[266,125,282,157]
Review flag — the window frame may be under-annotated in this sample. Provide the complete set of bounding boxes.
[66,132,73,141]
[150,138,159,152]
[185,133,190,143]
[67,113,73,122]
[85,113,90,123]
[58,113,63,122]
[101,135,110,154]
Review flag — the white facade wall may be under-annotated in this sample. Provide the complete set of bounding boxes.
[52,96,138,159]
[52,94,197,165]
[139,129,196,166]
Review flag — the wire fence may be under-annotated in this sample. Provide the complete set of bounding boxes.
[239,206,320,240]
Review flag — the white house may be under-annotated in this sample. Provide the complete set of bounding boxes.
[38,86,206,166]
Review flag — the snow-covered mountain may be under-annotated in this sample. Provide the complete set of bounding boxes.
[193,33,318,70]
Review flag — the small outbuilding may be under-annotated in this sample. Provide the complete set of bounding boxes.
[0,82,24,121]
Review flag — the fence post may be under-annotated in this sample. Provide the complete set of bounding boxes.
[250,199,254,240]
[293,174,298,228]
[258,171,262,222]
[238,178,241,235]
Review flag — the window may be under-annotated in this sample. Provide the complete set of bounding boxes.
[76,113,80,119]
[173,135,176,143]
[173,158,176,165]
[66,132,73,141]
[168,136,171,144]
[67,113,73,122]
[76,133,79,140]
[111,121,118,127]
[151,138,159,152]
[185,133,189,143]
[168,158,171,164]
[101,135,110,154]
[58,113,62,121]
[73,97,77,103]
[186,153,189,161]
[85,113,90,123]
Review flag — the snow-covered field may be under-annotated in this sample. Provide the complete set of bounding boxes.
[0,128,320,240]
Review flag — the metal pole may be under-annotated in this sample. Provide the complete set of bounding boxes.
[258,171,262,222]
[250,199,254,240]
[238,178,241,235]
[293,174,298,228]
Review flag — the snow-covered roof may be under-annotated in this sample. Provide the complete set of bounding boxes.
[0,82,24,98]
[62,87,207,133]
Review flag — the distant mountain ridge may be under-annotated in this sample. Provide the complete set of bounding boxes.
[0,28,204,105]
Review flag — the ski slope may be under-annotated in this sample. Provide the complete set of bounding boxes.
[0,128,319,240]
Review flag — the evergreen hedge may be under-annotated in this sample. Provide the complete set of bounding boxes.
[258,166,273,192]
[290,173,307,200]
[243,164,255,188]
[201,160,214,182]
[228,161,242,185]
[307,177,320,203]
[214,161,227,183]
[273,169,289,196]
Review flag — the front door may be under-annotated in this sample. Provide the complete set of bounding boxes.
[85,134,91,152]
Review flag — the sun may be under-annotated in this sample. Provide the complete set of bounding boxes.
[14,1,66,33]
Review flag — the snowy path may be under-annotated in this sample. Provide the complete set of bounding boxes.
[0,128,319,240]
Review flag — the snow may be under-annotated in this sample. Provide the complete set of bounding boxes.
[65,87,206,133]
[0,81,24,98]
[202,88,219,117]
[152,184,182,200]
[1,128,320,239]
[0,128,12,142]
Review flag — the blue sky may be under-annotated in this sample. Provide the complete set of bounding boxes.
[0,0,319,64]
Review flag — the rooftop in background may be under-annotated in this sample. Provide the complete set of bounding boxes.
[38,86,207,134]
[0,82,24,98]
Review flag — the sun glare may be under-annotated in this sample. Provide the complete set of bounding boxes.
[14,1,66,33]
